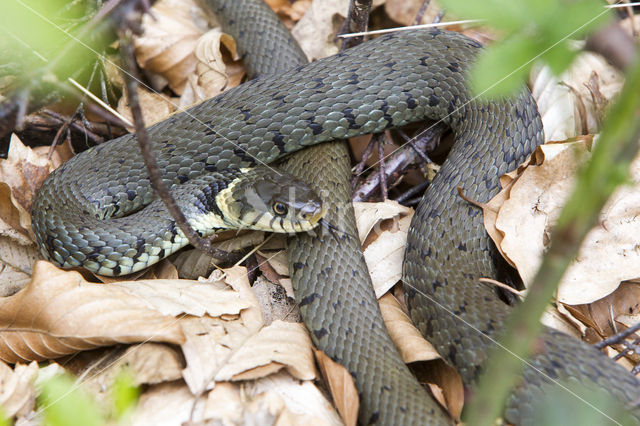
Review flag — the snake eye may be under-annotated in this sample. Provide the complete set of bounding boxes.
[273,202,288,216]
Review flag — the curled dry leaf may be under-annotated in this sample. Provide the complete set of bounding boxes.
[314,349,359,426]
[188,28,243,102]
[378,293,440,363]
[0,361,37,418]
[0,261,185,363]
[487,140,640,305]
[530,51,623,142]
[0,135,56,241]
[248,371,343,426]
[130,381,207,425]
[354,200,414,297]
[134,0,210,94]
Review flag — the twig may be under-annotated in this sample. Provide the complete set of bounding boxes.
[594,321,640,350]
[341,0,373,50]
[119,30,238,264]
[412,0,432,26]
[376,134,388,200]
[586,22,637,71]
[353,122,445,202]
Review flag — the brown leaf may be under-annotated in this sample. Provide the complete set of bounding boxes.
[378,293,440,363]
[313,349,358,426]
[0,261,185,363]
[0,135,55,241]
[0,361,37,418]
[134,0,210,94]
[489,140,640,304]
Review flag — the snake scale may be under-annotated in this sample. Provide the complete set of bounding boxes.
[31,0,640,424]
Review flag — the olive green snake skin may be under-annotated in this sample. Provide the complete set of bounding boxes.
[31,0,640,424]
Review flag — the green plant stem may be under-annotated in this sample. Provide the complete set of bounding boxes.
[465,53,640,425]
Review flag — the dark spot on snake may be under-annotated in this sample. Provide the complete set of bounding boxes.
[427,208,439,219]
[177,175,189,184]
[429,28,442,36]
[205,164,217,172]
[332,300,341,308]
[400,406,407,413]
[271,131,286,152]
[382,385,391,392]
[406,95,417,109]
[383,61,396,68]
[292,262,305,274]
[118,158,125,164]
[447,62,459,72]
[432,279,444,291]
[313,327,328,340]
[112,264,121,276]
[299,292,318,306]
[227,19,234,25]
[448,344,457,362]
[368,412,380,424]
[126,190,136,201]
[238,106,252,121]
[308,122,323,135]
[457,242,467,252]
[428,94,439,107]
[233,147,256,166]
[448,99,456,116]
[418,55,431,66]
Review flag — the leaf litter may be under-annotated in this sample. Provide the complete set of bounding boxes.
[1,0,639,424]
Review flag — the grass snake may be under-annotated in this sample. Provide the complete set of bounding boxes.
[31,0,640,424]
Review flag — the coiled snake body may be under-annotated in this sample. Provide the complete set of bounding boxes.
[32,0,640,424]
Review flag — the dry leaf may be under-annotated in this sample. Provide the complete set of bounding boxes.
[490,141,640,304]
[531,52,623,141]
[117,86,176,129]
[248,371,343,426]
[134,0,210,94]
[411,361,463,420]
[0,361,37,418]
[378,293,440,363]
[0,261,185,363]
[0,134,55,240]
[354,200,414,297]
[314,349,358,426]
[131,381,207,425]
[219,320,316,381]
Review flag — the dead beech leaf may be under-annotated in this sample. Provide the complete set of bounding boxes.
[314,349,358,426]
[378,293,440,363]
[0,236,40,296]
[411,360,463,420]
[354,200,414,297]
[0,361,37,418]
[491,140,640,304]
[0,134,55,240]
[117,86,176,129]
[219,320,316,381]
[248,371,343,426]
[191,28,243,100]
[130,381,207,425]
[112,278,252,317]
[531,51,623,142]
[134,0,210,94]
[0,261,185,363]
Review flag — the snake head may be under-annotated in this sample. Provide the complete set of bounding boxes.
[217,166,325,233]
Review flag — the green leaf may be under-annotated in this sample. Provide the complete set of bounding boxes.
[38,375,104,426]
[438,0,528,31]
[0,406,10,426]
[469,35,538,98]
[111,370,139,419]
